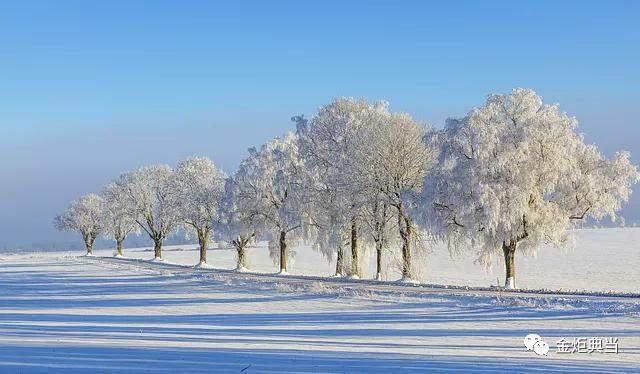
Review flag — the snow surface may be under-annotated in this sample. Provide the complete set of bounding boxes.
[0,228,639,372]
[45,227,640,293]
[194,261,216,269]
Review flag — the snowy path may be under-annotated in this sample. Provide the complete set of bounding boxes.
[0,254,639,373]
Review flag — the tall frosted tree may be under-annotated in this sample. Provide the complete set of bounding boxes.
[174,157,226,267]
[54,193,105,256]
[297,112,351,277]
[297,98,380,278]
[358,110,436,281]
[101,182,139,257]
[234,133,305,274]
[428,88,639,289]
[121,165,180,260]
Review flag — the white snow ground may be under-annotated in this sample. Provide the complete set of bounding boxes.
[0,228,639,372]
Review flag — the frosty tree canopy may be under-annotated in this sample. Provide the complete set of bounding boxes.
[426,88,640,288]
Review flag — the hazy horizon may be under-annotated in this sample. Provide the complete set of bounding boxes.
[2,1,639,250]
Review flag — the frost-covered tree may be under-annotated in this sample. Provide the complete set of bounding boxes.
[54,193,105,256]
[297,113,350,276]
[297,98,381,278]
[101,182,139,257]
[234,133,305,274]
[174,157,226,266]
[217,177,255,271]
[361,195,395,280]
[121,165,180,260]
[359,110,436,281]
[428,88,639,289]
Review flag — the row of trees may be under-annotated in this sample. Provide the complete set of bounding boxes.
[55,89,639,288]
[54,158,229,264]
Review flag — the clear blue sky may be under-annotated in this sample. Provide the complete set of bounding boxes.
[1,0,639,249]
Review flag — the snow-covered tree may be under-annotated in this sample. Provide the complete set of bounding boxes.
[360,195,395,280]
[54,193,105,256]
[121,165,180,260]
[296,113,350,276]
[101,182,139,257]
[360,111,437,281]
[297,98,382,278]
[298,168,353,277]
[217,177,255,271]
[427,88,639,289]
[174,157,226,267]
[234,133,305,274]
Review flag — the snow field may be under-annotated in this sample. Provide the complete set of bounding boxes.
[71,228,640,294]
[1,227,639,372]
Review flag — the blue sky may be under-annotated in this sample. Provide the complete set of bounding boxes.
[1,0,639,249]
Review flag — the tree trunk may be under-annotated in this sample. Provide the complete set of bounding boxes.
[198,230,209,265]
[398,206,413,281]
[85,242,93,256]
[502,241,517,289]
[335,244,344,277]
[402,216,412,280]
[376,240,383,281]
[350,217,360,278]
[116,239,124,257]
[237,244,247,270]
[279,230,287,273]
[83,233,94,256]
[153,238,162,260]
[233,235,250,271]
[375,203,387,281]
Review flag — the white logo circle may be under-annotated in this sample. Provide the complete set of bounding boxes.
[524,334,542,351]
[533,340,550,356]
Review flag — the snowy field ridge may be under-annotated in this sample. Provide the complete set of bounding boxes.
[89,255,640,318]
[93,255,640,300]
